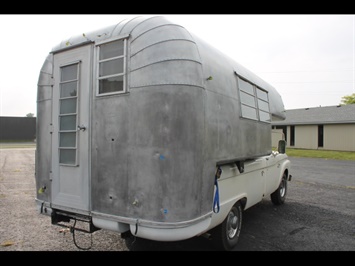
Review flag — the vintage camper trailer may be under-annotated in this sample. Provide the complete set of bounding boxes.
[35,16,291,250]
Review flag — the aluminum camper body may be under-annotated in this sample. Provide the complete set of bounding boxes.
[35,16,291,250]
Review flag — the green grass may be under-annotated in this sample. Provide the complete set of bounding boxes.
[285,148,355,161]
[0,141,36,149]
[0,139,35,143]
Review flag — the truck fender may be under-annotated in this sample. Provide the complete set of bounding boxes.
[208,194,247,231]
[278,159,291,183]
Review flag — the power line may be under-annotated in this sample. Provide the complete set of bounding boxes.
[257,68,354,74]
[271,81,353,84]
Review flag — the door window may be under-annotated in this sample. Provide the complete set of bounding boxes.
[59,63,79,165]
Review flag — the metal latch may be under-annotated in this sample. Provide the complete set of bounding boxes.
[77,125,86,131]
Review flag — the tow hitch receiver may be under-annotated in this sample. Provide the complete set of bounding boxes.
[51,210,100,250]
[51,210,99,234]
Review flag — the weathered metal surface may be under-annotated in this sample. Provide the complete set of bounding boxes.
[35,53,53,203]
[36,16,286,228]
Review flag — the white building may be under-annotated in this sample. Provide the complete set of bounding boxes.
[272,105,355,152]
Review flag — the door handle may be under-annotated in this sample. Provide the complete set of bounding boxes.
[77,125,86,131]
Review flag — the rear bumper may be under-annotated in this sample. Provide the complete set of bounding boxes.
[35,199,212,241]
[92,211,212,241]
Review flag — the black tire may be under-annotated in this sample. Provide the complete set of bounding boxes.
[211,201,242,251]
[271,172,287,205]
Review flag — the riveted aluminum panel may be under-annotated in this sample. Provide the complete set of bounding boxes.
[126,16,177,37]
[191,33,273,163]
[130,60,204,88]
[111,16,148,36]
[130,40,201,71]
[130,24,194,56]
[91,85,205,222]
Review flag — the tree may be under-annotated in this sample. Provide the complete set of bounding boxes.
[26,113,34,117]
[340,93,355,105]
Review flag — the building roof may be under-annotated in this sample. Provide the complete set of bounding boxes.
[272,104,355,125]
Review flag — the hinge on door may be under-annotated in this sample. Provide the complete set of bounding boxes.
[49,123,53,134]
[49,171,53,181]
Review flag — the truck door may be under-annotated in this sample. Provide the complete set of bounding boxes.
[51,44,92,214]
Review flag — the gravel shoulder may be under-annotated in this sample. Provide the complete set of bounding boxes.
[0,148,128,251]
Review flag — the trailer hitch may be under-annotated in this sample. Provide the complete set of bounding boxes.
[51,210,99,250]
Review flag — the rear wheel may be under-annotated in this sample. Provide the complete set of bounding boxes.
[271,172,287,205]
[211,201,242,251]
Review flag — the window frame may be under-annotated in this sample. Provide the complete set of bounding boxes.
[58,61,80,166]
[95,35,128,97]
[236,74,271,123]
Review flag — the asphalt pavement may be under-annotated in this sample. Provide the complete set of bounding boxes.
[289,156,355,188]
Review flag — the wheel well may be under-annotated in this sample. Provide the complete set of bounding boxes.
[284,169,288,179]
[239,197,247,210]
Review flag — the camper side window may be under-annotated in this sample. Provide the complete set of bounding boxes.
[96,38,127,95]
[237,76,271,123]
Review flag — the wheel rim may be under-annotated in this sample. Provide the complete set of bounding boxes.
[279,178,286,197]
[226,210,239,239]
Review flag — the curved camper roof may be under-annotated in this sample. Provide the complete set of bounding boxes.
[49,15,286,120]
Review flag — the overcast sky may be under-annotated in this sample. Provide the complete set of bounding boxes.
[0,14,354,117]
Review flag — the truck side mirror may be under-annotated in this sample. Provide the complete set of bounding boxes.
[278,140,286,154]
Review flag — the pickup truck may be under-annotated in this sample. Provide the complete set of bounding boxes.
[207,145,291,250]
